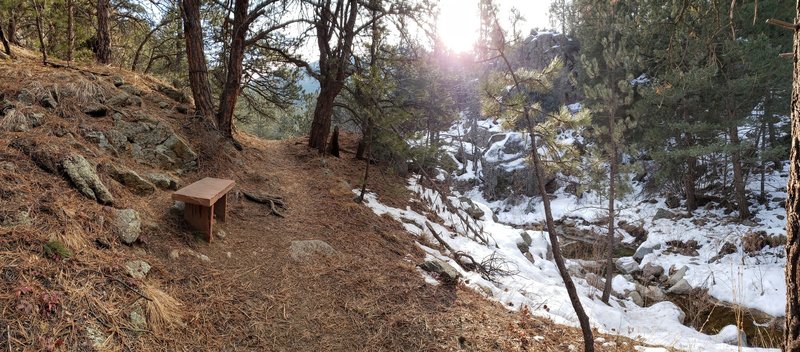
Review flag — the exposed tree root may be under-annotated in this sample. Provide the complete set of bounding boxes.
[242,190,286,217]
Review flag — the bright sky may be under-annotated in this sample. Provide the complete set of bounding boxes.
[437,0,554,53]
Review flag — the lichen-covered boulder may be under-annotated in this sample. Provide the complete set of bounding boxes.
[114,208,141,244]
[62,155,114,204]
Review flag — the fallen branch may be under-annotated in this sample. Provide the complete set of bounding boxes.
[425,221,496,281]
[242,191,286,217]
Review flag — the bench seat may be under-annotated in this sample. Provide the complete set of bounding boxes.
[172,177,235,242]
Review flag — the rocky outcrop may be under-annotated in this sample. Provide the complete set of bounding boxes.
[107,115,197,172]
[106,165,155,195]
[480,133,555,201]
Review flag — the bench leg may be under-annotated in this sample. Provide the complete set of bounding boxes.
[184,203,213,242]
[214,194,227,222]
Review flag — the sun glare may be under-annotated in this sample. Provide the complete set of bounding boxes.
[437,0,480,53]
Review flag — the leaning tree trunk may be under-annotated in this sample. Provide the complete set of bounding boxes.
[215,0,248,138]
[31,0,47,64]
[181,0,215,120]
[95,0,111,64]
[527,123,595,351]
[785,2,800,349]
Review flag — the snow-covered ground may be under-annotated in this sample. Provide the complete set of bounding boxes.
[356,115,788,351]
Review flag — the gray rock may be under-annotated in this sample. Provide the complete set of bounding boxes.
[146,173,179,190]
[85,325,108,349]
[628,290,644,307]
[419,258,461,283]
[0,161,16,172]
[129,95,142,107]
[40,95,57,109]
[653,208,675,221]
[129,303,147,331]
[667,266,688,287]
[523,251,535,264]
[458,197,485,220]
[519,231,533,246]
[83,103,108,117]
[0,210,32,227]
[107,92,130,107]
[667,278,693,295]
[62,155,114,204]
[85,131,116,152]
[112,76,125,87]
[157,84,190,103]
[114,209,141,244]
[633,243,661,261]
[176,104,189,114]
[124,260,151,279]
[17,89,34,105]
[289,240,337,262]
[158,101,169,109]
[108,165,155,195]
[641,262,664,280]
[119,84,143,96]
[615,257,640,274]
[637,284,666,303]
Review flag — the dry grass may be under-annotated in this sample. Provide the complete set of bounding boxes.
[0,108,28,131]
[142,284,184,332]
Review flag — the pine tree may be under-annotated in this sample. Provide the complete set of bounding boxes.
[573,0,638,304]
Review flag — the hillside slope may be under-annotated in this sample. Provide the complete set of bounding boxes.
[0,53,647,351]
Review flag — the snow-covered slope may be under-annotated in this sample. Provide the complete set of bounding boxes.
[357,113,787,351]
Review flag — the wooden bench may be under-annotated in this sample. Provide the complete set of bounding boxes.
[172,177,235,242]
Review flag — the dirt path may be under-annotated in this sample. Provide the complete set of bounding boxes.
[143,137,639,351]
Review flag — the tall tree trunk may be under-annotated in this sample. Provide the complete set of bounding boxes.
[31,0,47,64]
[181,0,216,120]
[215,0,248,139]
[66,0,74,62]
[174,4,185,73]
[309,85,340,152]
[0,20,11,57]
[785,2,800,349]
[7,4,19,45]
[602,110,617,304]
[95,0,111,64]
[729,125,751,219]
[308,0,359,153]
